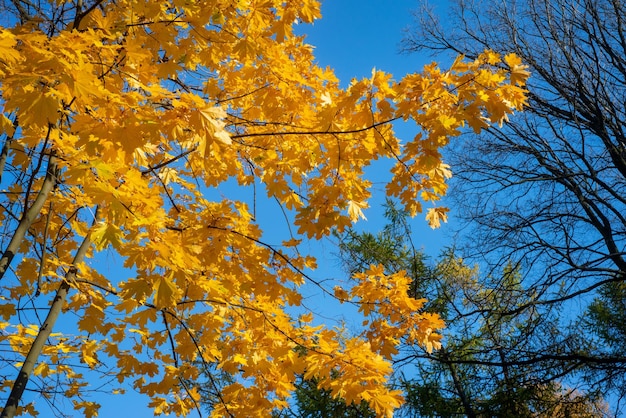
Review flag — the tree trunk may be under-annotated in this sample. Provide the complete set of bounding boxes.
[1,208,97,418]
[0,154,58,281]
[442,349,477,418]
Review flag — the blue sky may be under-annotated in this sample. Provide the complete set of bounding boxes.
[92,2,456,416]
[304,0,434,83]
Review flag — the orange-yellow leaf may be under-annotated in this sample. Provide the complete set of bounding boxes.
[91,222,123,250]
[153,276,179,309]
[425,207,450,229]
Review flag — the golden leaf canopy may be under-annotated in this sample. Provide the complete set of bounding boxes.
[0,1,528,416]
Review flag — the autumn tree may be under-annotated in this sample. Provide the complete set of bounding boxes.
[0,0,527,416]
[404,0,626,414]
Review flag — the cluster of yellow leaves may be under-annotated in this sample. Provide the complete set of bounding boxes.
[0,322,101,417]
[0,0,528,416]
[347,264,445,356]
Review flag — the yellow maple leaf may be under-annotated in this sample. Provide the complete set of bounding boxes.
[0,114,15,137]
[0,303,16,320]
[347,199,368,222]
[504,52,531,86]
[0,30,21,65]
[119,279,153,304]
[13,90,60,127]
[90,222,123,250]
[153,276,179,309]
[81,340,100,368]
[425,207,450,229]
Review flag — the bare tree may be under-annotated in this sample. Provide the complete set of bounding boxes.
[404,0,626,413]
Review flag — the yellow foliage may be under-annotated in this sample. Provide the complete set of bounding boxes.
[0,0,528,417]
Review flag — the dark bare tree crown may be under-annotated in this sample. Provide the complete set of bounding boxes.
[404,0,626,415]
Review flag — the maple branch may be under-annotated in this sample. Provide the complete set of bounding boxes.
[72,0,106,30]
[140,147,197,175]
[0,154,58,282]
[228,77,481,144]
[161,310,203,417]
[162,310,179,367]
[124,18,188,28]
[216,83,271,104]
[273,196,297,247]
[229,117,402,140]
[163,310,233,418]
[175,297,326,359]
[375,123,427,187]
[61,278,235,416]
[206,225,331,296]
[227,112,306,132]
[1,207,98,418]
[167,76,193,93]
[139,148,200,214]
[34,202,52,297]
[154,171,180,213]
[204,226,389,309]
[178,377,203,418]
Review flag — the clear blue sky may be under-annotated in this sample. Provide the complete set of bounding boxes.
[304,0,435,83]
[92,2,456,416]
